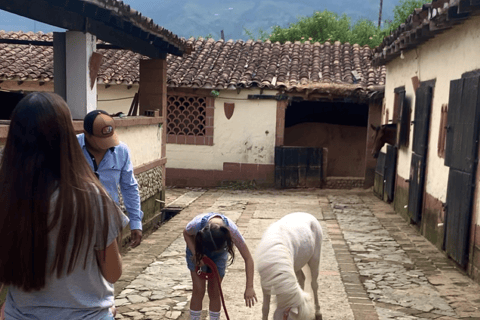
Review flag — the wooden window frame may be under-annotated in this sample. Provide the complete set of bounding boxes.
[438,104,448,158]
[395,86,409,147]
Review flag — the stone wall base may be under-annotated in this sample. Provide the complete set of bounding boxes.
[118,165,165,247]
[120,189,165,248]
[393,175,410,221]
[422,192,445,250]
[324,177,364,189]
[167,162,275,187]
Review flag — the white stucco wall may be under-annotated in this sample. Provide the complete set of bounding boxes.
[166,89,278,170]
[97,85,138,115]
[115,124,162,168]
[384,15,480,203]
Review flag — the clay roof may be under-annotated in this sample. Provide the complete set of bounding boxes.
[373,0,480,66]
[0,0,192,57]
[0,31,385,98]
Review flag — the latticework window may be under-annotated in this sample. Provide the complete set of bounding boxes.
[166,94,214,146]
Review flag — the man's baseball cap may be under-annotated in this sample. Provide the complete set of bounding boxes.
[83,110,120,150]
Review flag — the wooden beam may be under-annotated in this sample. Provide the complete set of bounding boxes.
[458,0,475,13]
[168,87,212,97]
[0,38,124,49]
[0,81,54,92]
[411,76,420,93]
[447,5,470,20]
[85,18,168,59]
[53,32,66,100]
[0,0,183,57]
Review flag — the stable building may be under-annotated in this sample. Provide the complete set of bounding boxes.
[372,0,480,282]
[0,34,386,189]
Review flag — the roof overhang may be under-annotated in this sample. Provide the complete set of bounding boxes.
[373,0,480,66]
[0,0,191,58]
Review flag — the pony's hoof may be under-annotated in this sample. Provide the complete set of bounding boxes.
[315,314,323,320]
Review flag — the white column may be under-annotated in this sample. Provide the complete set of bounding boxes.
[65,31,97,119]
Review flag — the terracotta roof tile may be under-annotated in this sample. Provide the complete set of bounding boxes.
[0,31,385,96]
[374,0,480,65]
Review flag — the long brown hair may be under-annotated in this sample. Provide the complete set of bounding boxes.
[0,92,121,291]
[194,223,235,266]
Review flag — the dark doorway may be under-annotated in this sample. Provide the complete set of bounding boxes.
[284,100,369,177]
[0,91,25,120]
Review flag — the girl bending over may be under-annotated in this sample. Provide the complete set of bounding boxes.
[183,212,257,320]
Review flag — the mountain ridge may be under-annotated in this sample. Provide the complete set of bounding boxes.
[0,0,402,41]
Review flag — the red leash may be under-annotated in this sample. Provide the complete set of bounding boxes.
[195,256,230,320]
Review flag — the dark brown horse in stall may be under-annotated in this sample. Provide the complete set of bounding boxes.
[371,124,397,158]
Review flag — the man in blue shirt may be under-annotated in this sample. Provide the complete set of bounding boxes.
[77,110,144,247]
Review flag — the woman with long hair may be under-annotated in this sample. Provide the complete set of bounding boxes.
[0,92,128,320]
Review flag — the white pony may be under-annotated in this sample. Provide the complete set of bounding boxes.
[255,212,323,320]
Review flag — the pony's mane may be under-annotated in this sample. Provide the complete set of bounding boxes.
[256,231,305,309]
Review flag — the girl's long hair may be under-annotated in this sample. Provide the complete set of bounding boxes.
[0,92,122,292]
[194,223,235,266]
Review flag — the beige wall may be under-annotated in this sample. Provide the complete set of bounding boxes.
[166,89,278,170]
[97,85,162,169]
[384,15,480,203]
[116,124,163,168]
[98,85,138,115]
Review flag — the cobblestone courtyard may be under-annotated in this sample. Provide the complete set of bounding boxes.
[114,188,480,320]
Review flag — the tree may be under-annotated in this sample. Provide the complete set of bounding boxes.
[242,1,431,47]
[243,27,270,42]
[268,10,384,47]
[392,0,431,29]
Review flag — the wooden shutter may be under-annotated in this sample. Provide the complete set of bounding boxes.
[396,88,409,147]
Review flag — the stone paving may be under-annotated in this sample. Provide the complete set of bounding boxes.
[328,191,480,320]
[114,189,480,320]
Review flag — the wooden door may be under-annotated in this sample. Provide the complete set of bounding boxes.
[444,76,480,267]
[275,146,323,188]
[384,145,397,202]
[407,85,432,223]
[374,152,386,199]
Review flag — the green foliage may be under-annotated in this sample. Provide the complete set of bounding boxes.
[218,180,258,190]
[392,0,431,29]
[243,27,270,41]
[269,10,350,44]
[264,1,432,47]
[350,18,385,48]
[268,10,388,47]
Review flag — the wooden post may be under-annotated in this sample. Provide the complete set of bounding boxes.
[139,58,168,195]
[53,32,66,101]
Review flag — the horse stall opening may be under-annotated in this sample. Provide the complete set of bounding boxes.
[283,99,369,178]
[0,91,25,120]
